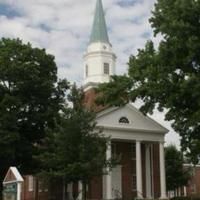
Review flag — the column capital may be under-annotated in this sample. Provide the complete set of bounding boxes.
[159,141,165,145]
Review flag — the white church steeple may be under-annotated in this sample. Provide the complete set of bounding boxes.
[83,0,116,91]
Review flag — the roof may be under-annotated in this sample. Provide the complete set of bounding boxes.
[3,167,24,184]
[90,0,110,44]
[96,104,169,134]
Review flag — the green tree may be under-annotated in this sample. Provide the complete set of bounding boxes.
[165,145,190,193]
[0,38,68,197]
[38,85,110,200]
[97,0,200,163]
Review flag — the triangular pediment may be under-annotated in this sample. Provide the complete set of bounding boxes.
[3,167,23,183]
[96,104,168,134]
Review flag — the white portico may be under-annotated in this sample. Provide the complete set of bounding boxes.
[96,104,168,199]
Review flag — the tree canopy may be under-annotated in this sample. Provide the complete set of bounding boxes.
[0,38,68,185]
[37,85,109,199]
[165,145,190,192]
[97,0,200,163]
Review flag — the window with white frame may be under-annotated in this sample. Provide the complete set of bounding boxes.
[104,63,110,75]
[38,181,42,192]
[28,176,34,192]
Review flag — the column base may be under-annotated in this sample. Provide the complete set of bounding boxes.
[159,196,168,200]
[146,196,153,199]
[136,192,143,199]
[135,197,143,200]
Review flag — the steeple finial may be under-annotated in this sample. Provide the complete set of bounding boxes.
[90,0,110,44]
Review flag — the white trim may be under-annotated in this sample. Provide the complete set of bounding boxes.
[17,182,22,200]
[98,125,167,134]
[183,186,187,196]
[3,180,20,185]
[28,176,34,192]
[101,129,165,143]
[183,164,200,167]
[97,104,168,134]
[136,140,143,199]
[3,167,23,183]
[84,51,116,59]
[159,142,167,199]
[78,181,83,200]
[105,141,112,199]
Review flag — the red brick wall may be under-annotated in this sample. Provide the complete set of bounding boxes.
[20,142,162,200]
[142,143,146,198]
[118,142,133,200]
[88,141,136,199]
[83,88,106,112]
[196,167,200,196]
[21,176,35,200]
[152,143,161,198]
[86,141,161,199]
[186,166,200,196]
[88,176,102,200]
[21,176,49,200]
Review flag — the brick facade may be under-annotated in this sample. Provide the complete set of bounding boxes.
[86,141,161,200]
[83,88,106,112]
[21,176,48,200]
[152,143,161,199]
[186,165,200,197]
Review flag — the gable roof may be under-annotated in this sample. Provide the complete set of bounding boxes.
[3,167,23,184]
[96,104,168,134]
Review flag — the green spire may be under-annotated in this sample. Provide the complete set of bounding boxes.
[90,0,110,44]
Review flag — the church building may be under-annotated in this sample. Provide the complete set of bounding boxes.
[81,0,168,199]
[4,1,169,200]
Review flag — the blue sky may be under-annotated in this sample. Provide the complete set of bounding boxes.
[0,0,179,146]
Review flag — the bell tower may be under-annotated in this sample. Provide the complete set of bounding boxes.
[83,0,116,91]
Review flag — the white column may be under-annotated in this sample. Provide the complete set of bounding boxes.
[67,183,73,200]
[159,142,167,199]
[106,140,112,199]
[145,144,152,199]
[136,140,143,199]
[183,186,187,197]
[78,181,83,200]
[17,182,22,200]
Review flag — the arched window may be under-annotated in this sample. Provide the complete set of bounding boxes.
[119,117,129,124]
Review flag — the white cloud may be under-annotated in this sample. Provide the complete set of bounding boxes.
[0,0,180,146]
